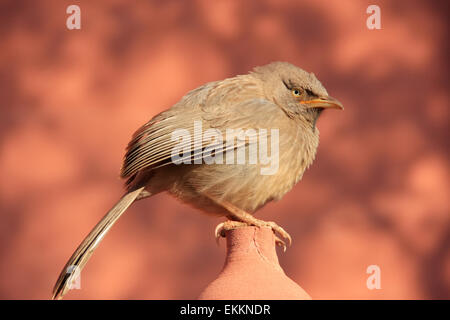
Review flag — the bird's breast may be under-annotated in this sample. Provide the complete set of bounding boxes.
[268,123,319,201]
[168,120,320,215]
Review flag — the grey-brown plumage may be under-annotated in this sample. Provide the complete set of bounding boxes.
[52,62,343,299]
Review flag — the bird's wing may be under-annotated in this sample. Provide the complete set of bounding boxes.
[120,80,286,186]
[120,82,216,182]
[121,112,202,182]
[202,97,285,132]
[200,97,288,169]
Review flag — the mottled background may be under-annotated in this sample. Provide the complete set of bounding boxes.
[0,0,448,299]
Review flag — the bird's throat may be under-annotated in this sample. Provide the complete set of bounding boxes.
[303,107,323,131]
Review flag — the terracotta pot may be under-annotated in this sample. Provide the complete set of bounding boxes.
[198,226,311,300]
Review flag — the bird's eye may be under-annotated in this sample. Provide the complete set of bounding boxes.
[292,89,302,97]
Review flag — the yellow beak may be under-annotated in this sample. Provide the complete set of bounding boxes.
[300,96,344,110]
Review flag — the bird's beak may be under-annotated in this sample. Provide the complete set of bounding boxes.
[300,96,344,110]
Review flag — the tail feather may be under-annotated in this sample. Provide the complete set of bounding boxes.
[52,187,145,300]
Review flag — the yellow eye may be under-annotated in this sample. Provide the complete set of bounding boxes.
[292,89,301,97]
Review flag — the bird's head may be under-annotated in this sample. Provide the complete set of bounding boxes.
[252,62,343,127]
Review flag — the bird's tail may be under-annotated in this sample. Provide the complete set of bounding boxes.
[51,187,146,300]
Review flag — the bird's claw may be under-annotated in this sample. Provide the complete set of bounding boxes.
[260,221,292,251]
[274,235,287,252]
[214,221,249,245]
[214,220,292,252]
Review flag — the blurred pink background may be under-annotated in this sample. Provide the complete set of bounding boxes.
[0,0,448,299]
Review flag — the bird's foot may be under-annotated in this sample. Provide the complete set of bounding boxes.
[214,219,292,252]
[203,193,292,251]
[253,220,292,252]
[215,220,249,244]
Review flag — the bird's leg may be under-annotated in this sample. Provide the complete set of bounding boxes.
[206,194,292,251]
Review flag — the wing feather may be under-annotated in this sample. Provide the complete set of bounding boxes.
[120,77,285,188]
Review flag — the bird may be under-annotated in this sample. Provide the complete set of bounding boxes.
[52,61,343,299]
